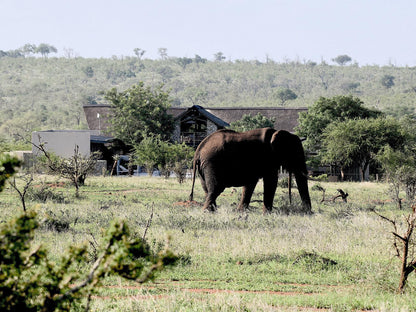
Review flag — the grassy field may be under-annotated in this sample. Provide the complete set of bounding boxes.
[1,174,416,311]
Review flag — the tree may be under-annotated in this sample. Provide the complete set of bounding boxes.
[194,54,207,65]
[229,113,275,132]
[214,52,226,62]
[375,208,416,293]
[332,54,352,66]
[176,57,193,69]
[376,117,416,207]
[105,82,174,147]
[21,43,37,57]
[133,48,146,60]
[36,43,57,58]
[321,117,405,181]
[158,48,168,60]
[167,142,194,183]
[275,88,297,105]
[296,95,382,154]
[35,143,100,197]
[133,134,163,176]
[381,74,395,89]
[377,145,416,208]
[82,66,94,78]
[133,134,194,183]
[340,81,360,92]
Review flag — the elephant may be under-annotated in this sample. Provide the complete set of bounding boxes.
[189,128,312,213]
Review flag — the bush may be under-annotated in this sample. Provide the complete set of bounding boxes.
[0,153,178,311]
[0,153,20,191]
[27,183,65,203]
[133,134,194,183]
[0,212,177,311]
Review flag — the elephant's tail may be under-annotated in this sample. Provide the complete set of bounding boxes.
[189,158,199,201]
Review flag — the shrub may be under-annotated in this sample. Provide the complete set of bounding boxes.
[0,212,177,311]
[133,134,194,183]
[0,153,178,311]
[27,183,65,203]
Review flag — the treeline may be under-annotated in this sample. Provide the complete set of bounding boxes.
[1,47,416,148]
[0,43,58,58]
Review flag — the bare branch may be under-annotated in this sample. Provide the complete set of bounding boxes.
[392,232,407,243]
[142,205,154,240]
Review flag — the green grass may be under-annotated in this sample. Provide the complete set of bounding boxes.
[2,175,416,311]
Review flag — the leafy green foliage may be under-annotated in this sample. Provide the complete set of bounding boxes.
[381,74,395,89]
[0,153,20,192]
[296,95,382,153]
[133,134,163,175]
[1,55,416,147]
[332,54,352,66]
[35,43,58,58]
[26,183,66,203]
[164,142,194,183]
[229,113,276,132]
[105,82,174,147]
[133,134,194,182]
[0,212,177,311]
[377,137,416,208]
[275,88,297,105]
[0,154,177,311]
[0,43,57,59]
[321,117,405,181]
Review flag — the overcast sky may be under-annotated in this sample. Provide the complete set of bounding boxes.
[1,0,416,66]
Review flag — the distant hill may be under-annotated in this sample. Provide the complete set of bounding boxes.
[1,56,416,143]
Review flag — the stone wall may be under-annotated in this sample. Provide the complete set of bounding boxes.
[207,120,218,135]
[172,124,181,143]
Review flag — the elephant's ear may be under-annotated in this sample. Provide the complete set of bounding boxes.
[270,130,290,150]
[270,130,293,168]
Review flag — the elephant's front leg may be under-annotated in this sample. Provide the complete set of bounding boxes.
[263,176,278,213]
[237,182,257,211]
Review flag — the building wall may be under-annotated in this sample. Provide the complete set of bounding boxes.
[172,124,181,142]
[32,130,91,158]
[6,151,34,169]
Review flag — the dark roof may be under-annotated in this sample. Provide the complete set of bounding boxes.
[84,104,307,133]
[205,107,307,132]
[90,135,114,144]
[174,105,230,127]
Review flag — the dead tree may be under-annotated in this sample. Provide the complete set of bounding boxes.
[8,174,33,212]
[33,140,99,197]
[313,186,348,203]
[332,189,348,203]
[374,207,416,293]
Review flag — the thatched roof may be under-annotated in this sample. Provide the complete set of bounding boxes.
[83,104,112,134]
[83,104,307,133]
[169,106,307,132]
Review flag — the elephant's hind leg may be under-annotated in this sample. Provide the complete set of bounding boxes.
[203,186,224,212]
[203,192,221,212]
[237,182,257,211]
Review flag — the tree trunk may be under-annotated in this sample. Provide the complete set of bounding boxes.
[340,168,345,181]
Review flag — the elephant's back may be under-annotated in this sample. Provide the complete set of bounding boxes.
[196,129,274,185]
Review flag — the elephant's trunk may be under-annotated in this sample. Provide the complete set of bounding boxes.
[294,171,312,213]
